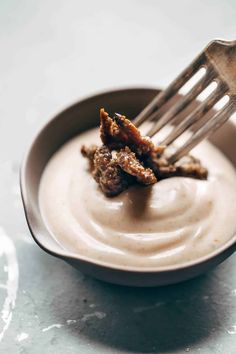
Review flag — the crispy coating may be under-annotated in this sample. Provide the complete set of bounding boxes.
[81,109,208,197]
[116,147,157,185]
[175,156,208,180]
[100,109,125,148]
[92,146,132,197]
[100,108,165,157]
[146,154,208,180]
[81,145,156,196]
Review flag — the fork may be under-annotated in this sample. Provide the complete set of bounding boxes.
[133,39,236,163]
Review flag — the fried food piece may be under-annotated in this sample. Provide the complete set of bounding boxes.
[175,156,208,179]
[146,154,208,180]
[91,146,132,197]
[100,109,125,148]
[100,108,165,157]
[116,147,157,185]
[81,145,156,196]
[81,109,208,197]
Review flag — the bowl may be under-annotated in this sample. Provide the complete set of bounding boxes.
[20,87,236,286]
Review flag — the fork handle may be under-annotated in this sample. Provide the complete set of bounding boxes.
[206,40,236,93]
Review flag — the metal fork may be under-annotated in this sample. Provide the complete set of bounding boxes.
[133,39,236,163]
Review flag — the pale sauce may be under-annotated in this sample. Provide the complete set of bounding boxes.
[39,127,236,267]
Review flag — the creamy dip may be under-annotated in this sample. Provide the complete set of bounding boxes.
[39,127,236,268]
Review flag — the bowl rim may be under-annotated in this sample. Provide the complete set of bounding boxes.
[20,86,236,273]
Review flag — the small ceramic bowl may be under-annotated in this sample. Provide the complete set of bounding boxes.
[20,88,236,287]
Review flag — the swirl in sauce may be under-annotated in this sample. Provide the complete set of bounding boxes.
[39,128,236,267]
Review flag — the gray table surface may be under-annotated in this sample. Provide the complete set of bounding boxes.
[0,1,236,353]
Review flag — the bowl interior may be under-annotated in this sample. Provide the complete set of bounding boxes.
[21,88,160,256]
[21,87,236,268]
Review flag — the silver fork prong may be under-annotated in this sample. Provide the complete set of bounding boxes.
[146,68,215,137]
[161,81,227,145]
[133,54,206,127]
[168,97,236,164]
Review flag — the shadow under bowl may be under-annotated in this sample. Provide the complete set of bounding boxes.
[20,87,236,286]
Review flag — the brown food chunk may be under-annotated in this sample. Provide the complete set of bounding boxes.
[176,156,208,180]
[91,146,132,197]
[116,147,157,185]
[100,108,165,157]
[100,109,125,148]
[146,154,208,180]
[81,109,208,197]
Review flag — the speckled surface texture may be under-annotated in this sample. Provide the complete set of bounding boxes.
[0,1,236,353]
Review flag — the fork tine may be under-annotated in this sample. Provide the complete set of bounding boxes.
[147,67,215,137]
[133,54,206,127]
[168,97,236,164]
[161,81,227,145]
